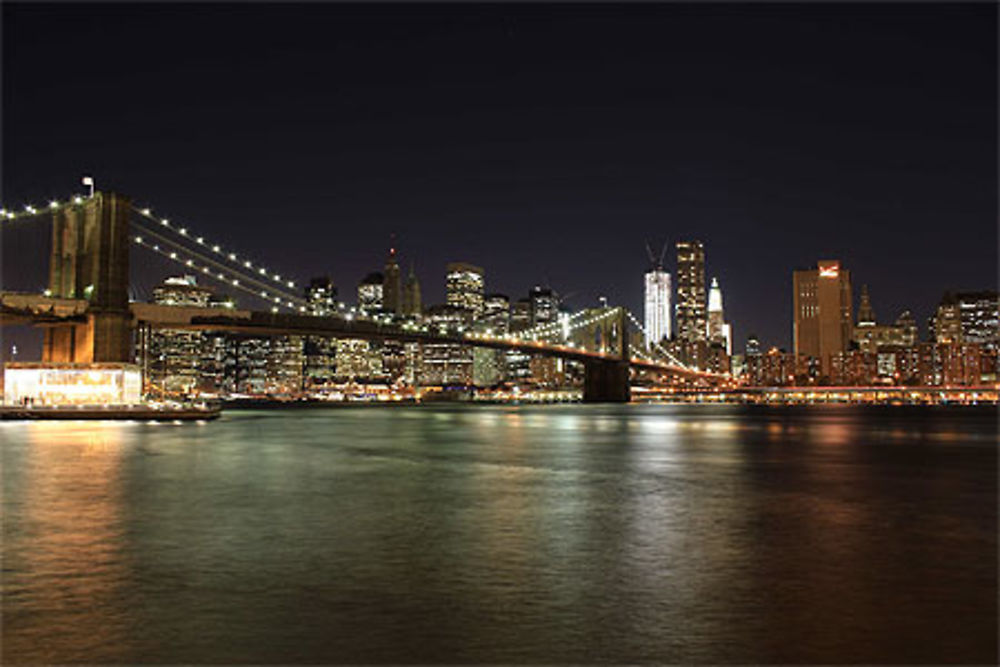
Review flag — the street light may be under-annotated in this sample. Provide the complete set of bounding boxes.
[82,176,95,197]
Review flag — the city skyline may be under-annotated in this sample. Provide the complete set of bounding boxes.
[2,3,995,351]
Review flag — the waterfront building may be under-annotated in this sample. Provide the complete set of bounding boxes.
[446,262,485,317]
[304,277,338,387]
[753,347,796,386]
[932,291,999,348]
[140,275,233,395]
[421,304,474,385]
[829,350,877,386]
[851,285,917,354]
[930,291,998,383]
[358,272,384,313]
[402,264,422,318]
[381,340,406,383]
[335,339,385,382]
[383,247,402,315]
[644,266,671,348]
[675,241,707,344]
[505,298,533,384]
[267,335,304,393]
[854,310,919,353]
[793,260,853,377]
[476,293,511,385]
[223,334,303,395]
[3,362,142,406]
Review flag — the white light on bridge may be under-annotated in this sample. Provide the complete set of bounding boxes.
[49,201,59,209]
[73,197,83,204]
[213,245,220,252]
[142,208,151,215]
[179,228,188,235]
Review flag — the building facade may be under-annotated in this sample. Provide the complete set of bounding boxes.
[793,260,853,376]
[644,268,671,348]
[675,240,707,343]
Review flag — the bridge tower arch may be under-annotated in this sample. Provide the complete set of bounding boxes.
[43,192,132,362]
[582,307,632,402]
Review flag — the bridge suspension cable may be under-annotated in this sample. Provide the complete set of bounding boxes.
[0,195,87,222]
[130,204,300,291]
[131,223,308,312]
[624,309,688,368]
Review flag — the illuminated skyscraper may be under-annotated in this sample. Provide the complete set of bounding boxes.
[306,276,337,316]
[446,262,485,317]
[528,285,558,326]
[304,277,337,386]
[358,272,384,313]
[141,275,232,395]
[644,267,671,348]
[793,260,853,376]
[707,277,731,354]
[675,241,706,343]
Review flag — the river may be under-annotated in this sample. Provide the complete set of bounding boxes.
[2,404,996,663]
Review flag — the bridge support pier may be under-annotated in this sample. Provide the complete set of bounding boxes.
[42,192,132,363]
[583,360,631,403]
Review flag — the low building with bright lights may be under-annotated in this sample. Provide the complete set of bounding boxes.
[3,362,142,406]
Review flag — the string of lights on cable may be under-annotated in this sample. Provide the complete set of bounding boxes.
[130,204,298,291]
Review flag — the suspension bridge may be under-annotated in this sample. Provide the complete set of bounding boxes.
[0,190,729,401]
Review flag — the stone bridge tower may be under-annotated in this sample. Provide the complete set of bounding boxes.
[43,192,131,362]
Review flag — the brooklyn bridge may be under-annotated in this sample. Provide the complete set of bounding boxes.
[1,191,729,401]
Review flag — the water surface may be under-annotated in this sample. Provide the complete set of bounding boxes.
[2,404,996,663]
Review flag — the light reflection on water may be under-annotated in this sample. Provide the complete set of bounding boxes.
[1,404,996,664]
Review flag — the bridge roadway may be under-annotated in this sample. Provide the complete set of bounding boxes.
[3,292,717,380]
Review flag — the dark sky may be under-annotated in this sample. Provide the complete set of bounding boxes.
[2,2,996,352]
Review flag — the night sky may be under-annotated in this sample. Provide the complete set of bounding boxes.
[2,3,996,353]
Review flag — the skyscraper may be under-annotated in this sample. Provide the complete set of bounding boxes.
[856,284,876,327]
[304,277,338,386]
[306,276,337,316]
[383,247,401,315]
[358,272,384,313]
[707,277,731,354]
[528,285,558,327]
[793,260,853,375]
[675,241,706,343]
[644,261,671,349]
[446,262,485,318]
[402,263,422,317]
